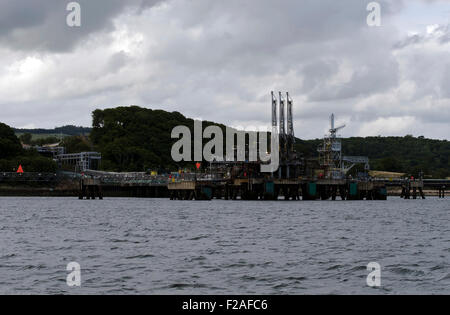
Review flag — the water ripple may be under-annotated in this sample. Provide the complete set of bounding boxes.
[0,197,448,294]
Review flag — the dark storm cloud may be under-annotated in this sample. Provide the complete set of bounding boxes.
[0,0,161,52]
[0,0,448,139]
[152,0,401,67]
[139,0,403,106]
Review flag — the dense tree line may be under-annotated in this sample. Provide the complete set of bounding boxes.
[91,106,224,172]
[90,106,449,178]
[60,135,93,154]
[4,107,448,178]
[14,125,91,136]
[295,136,449,178]
[0,123,57,172]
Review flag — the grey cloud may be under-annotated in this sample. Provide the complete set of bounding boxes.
[0,0,449,140]
[300,60,339,93]
[312,57,399,102]
[153,0,401,68]
[394,24,450,49]
[441,65,450,98]
[107,51,129,73]
[0,0,161,52]
[143,0,403,105]
[394,34,423,49]
[439,25,450,43]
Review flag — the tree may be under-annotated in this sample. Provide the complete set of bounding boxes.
[61,135,93,153]
[88,106,449,177]
[0,122,23,159]
[0,122,57,172]
[376,157,404,173]
[19,133,33,145]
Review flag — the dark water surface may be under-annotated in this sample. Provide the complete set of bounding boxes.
[0,197,449,294]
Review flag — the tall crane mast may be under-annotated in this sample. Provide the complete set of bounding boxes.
[329,114,345,138]
[271,91,277,128]
[286,92,294,138]
[270,91,303,179]
[279,92,286,137]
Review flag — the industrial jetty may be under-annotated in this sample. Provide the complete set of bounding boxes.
[76,92,448,201]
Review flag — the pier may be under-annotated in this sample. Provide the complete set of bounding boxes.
[167,178,389,201]
[4,93,448,202]
[73,90,449,202]
[75,171,449,201]
[167,178,450,201]
[0,171,447,200]
[79,177,103,200]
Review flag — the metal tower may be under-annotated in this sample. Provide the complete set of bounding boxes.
[286,93,294,138]
[279,92,286,136]
[318,114,345,178]
[286,92,295,155]
[318,114,369,179]
[270,91,304,179]
[278,92,288,163]
[329,114,346,139]
[271,91,277,128]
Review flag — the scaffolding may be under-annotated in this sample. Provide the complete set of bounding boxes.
[57,152,102,172]
[318,114,369,179]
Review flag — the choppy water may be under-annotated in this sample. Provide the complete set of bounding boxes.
[0,197,449,294]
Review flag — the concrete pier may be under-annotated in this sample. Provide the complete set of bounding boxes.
[167,178,389,201]
[79,178,103,200]
[75,171,449,201]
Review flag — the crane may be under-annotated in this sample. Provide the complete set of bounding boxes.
[329,114,346,138]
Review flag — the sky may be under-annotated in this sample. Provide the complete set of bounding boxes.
[0,0,449,140]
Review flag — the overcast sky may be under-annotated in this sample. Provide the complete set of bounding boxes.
[0,0,449,139]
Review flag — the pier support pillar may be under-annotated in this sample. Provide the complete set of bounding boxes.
[400,186,405,198]
[404,185,410,199]
[419,187,425,199]
[339,185,347,201]
[439,187,445,198]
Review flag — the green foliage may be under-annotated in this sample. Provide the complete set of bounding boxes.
[14,125,91,136]
[35,136,60,146]
[0,122,23,159]
[90,106,449,177]
[18,131,64,148]
[343,137,449,178]
[372,157,404,173]
[91,106,224,172]
[19,133,33,144]
[61,135,93,154]
[295,136,450,178]
[1,151,57,173]
[295,139,321,158]
[23,136,61,146]
[0,123,57,172]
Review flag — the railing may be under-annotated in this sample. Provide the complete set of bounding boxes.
[82,170,225,185]
[0,172,60,182]
[2,169,447,188]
